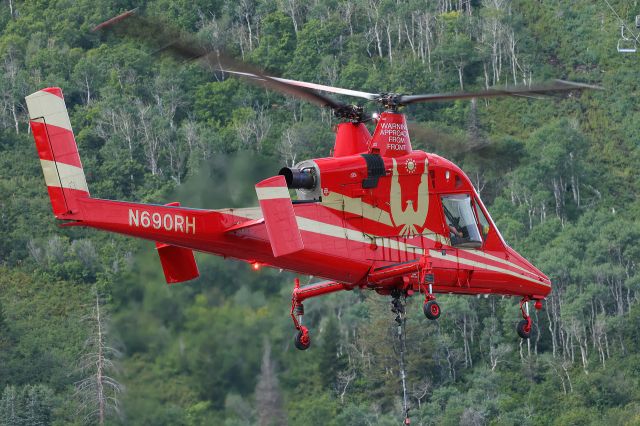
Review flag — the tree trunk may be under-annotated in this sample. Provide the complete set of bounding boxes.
[375,22,383,58]
[286,0,299,34]
[95,294,105,425]
[11,103,19,134]
[245,13,253,50]
[386,22,393,63]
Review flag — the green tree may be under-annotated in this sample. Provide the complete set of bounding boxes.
[250,11,296,73]
[0,384,54,426]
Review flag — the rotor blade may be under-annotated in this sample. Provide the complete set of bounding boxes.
[220,66,379,100]
[215,70,351,110]
[399,80,602,105]
[93,10,347,110]
[268,77,378,101]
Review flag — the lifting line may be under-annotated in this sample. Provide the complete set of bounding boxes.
[391,292,411,425]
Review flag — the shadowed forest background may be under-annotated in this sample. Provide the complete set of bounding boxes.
[1,0,640,424]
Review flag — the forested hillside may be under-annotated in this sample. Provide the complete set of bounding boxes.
[1,1,639,424]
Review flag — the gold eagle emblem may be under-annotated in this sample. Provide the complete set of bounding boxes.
[390,157,429,236]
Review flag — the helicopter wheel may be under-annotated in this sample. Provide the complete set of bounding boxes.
[517,318,532,339]
[423,300,441,320]
[294,328,311,350]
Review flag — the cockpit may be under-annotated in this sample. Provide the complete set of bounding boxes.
[441,194,484,248]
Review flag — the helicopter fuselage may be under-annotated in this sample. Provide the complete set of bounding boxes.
[70,139,550,301]
[26,87,550,330]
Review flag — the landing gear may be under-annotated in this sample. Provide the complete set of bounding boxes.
[294,328,311,350]
[290,287,310,351]
[517,319,531,339]
[517,297,533,339]
[422,282,440,320]
[289,278,351,351]
[423,300,441,320]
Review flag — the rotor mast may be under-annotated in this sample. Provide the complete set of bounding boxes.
[369,111,413,157]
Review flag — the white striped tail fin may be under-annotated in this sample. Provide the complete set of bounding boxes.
[25,88,89,219]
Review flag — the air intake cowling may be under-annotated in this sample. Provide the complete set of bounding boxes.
[279,167,316,189]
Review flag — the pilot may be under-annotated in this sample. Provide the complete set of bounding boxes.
[449,224,463,239]
[447,219,468,245]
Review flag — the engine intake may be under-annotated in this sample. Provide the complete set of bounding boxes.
[279,167,316,189]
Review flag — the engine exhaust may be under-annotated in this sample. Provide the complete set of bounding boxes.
[279,167,316,189]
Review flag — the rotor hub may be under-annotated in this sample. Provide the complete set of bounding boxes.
[333,104,366,122]
[376,93,404,111]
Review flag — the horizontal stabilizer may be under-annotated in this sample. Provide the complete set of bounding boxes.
[255,175,303,257]
[154,202,199,283]
[156,242,199,284]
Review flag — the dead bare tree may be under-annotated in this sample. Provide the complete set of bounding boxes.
[75,288,122,425]
[277,128,299,167]
[95,101,137,161]
[252,107,273,152]
[281,0,302,34]
[337,370,357,404]
[0,48,26,134]
[411,377,431,409]
[236,0,256,50]
[255,340,286,426]
[135,101,163,175]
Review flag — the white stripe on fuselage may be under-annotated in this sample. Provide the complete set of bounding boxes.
[229,208,549,287]
[295,216,548,287]
[458,248,534,276]
[295,216,424,255]
[428,250,548,287]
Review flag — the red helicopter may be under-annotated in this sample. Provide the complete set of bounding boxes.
[27,11,597,350]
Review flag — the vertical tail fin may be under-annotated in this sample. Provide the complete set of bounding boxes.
[25,88,90,219]
[256,175,304,257]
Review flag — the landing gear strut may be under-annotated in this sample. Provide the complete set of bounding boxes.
[517,297,532,339]
[291,300,311,350]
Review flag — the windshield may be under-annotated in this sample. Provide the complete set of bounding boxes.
[441,194,482,248]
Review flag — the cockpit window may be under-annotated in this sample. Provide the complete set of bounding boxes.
[441,194,483,248]
[474,201,491,240]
